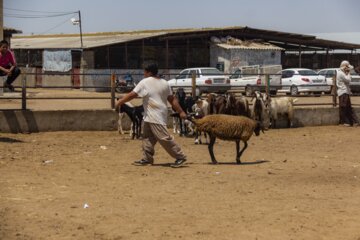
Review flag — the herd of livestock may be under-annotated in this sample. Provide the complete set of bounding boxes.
[117,89,298,163]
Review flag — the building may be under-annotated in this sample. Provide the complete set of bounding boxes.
[10,26,360,91]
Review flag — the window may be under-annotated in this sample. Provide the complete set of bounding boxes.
[177,70,189,79]
[298,70,317,76]
[201,68,223,76]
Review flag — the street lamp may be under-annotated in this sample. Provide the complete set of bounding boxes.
[71,10,83,49]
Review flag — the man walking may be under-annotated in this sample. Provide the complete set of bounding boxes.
[115,64,187,167]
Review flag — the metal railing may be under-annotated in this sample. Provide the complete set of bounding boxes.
[1,71,359,110]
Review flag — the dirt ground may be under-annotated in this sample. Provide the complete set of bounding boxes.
[0,126,360,240]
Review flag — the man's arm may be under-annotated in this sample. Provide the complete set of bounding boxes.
[115,91,138,109]
[168,95,187,119]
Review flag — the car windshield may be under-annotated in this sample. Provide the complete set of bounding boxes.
[298,70,318,76]
[201,68,223,76]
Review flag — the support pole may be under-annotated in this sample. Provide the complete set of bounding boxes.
[111,72,116,109]
[265,74,270,96]
[21,72,27,110]
[332,74,337,107]
[191,72,196,98]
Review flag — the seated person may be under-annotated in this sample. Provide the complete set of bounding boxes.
[0,40,21,91]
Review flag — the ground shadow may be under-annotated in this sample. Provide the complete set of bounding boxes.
[206,160,270,166]
[146,163,190,168]
[0,137,23,143]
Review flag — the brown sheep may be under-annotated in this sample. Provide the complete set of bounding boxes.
[191,114,263,164]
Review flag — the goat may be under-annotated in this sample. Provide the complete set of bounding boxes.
[172,88,187,136]
[250,91,271,130]
[118,102,134,136]
[190,114,264,164]
[119,103,144,139]
[268,96,298,128]
[192,98,209,144]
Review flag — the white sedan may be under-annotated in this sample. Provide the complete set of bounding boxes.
[278,68,329,95]
[168,68,230,95]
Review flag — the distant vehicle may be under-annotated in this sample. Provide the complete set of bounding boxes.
[277,68,329,95]
[115,73,135,93]
[230,65,282,96]
[168,68,231,95]
[317,68,360,94]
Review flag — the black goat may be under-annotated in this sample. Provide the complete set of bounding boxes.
[119,103,144,139]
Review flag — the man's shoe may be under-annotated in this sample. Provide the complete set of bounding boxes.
[343,123,351,127]
[4,83,14,92]
[133,159,153,166]
[171,159,187,168]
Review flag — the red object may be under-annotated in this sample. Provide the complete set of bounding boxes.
[205,79,212,84]
[301,78,310,82]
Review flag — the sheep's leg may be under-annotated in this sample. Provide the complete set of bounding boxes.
[235,140,241,164]
[208,135,217,164]
[238,141,248,160]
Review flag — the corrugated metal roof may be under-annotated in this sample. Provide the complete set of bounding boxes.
[10,26,360,50]
[213,37,284,50]
[11,31,168,49]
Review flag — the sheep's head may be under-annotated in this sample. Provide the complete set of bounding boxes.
[254,121,265,136]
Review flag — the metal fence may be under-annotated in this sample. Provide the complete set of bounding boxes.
[1,71,359,110]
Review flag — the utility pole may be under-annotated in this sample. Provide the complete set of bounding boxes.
[78,10,83,49]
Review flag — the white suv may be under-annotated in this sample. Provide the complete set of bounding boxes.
[168,68,230,94]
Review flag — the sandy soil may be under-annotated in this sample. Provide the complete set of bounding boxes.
[0,126,360,240]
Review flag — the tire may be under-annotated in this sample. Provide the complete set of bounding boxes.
[290,86,298,96]
[245,86,253,97]
[270,90,277,96]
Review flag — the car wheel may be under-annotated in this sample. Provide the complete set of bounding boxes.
[245,86,253,97]
[270,90,277,95]
[290,86,298,96]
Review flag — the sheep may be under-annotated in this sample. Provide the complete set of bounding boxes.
[267,96,298,128]
[190,114,264,164]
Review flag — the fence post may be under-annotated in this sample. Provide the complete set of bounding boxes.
[111,72,116,109]
[265,74,270,96]
[21,72,27,110]
[332,75,337,107]
[191,72,196,98]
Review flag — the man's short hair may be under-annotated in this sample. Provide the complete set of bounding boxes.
[144,64,158,76]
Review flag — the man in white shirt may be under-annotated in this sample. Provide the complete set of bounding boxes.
[336,60,359,127]
[115,64,187,167]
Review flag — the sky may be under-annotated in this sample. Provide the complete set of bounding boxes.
[4,0,360,44]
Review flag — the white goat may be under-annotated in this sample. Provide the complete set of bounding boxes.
[192,99,209,144]
[268,97,298,128]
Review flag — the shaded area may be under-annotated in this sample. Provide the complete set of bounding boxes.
[206,160,269,165]
[0,137,23,143]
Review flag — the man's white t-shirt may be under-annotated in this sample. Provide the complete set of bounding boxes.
[133,77,172,125]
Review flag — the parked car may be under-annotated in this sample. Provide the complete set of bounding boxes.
[230,65,282,96]
[277,68,329,95]
[317,68,360,94]
[168,68,231,95]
